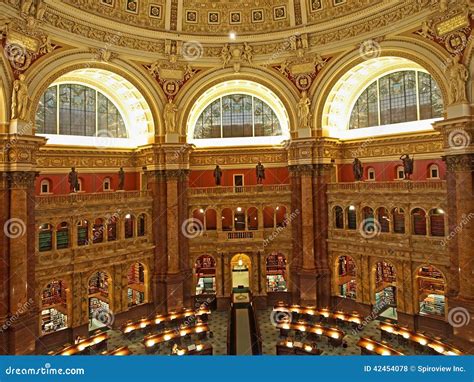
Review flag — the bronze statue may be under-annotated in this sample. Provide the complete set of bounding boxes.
[400,154,414,179]
[213,165,222,186]
[352,158,363,181]
[256,161,265,184]
[118,167,125,190]
[68,167,79,193]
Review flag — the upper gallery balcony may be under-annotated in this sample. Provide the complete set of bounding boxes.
[188,184,291,205]
[36,191,153,210]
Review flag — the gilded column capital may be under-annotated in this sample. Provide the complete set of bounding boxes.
[2,171,37,188]
[288,164,314,176]
[444,154,474,172]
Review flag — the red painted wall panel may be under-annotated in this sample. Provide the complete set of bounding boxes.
[338,159,446,182]
[36,172,139,195]
[189,167,290,187]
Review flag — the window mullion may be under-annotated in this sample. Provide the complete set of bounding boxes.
[415,71,421,121]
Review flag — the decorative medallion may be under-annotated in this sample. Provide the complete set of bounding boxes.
[186,10,198,23]
[149,4,163,19]
[230,12,242,25]
[273,6,286,21]
[252,9,264,23]
[125,0,139,14]
[100,0,115,8]
[208,12,220,25]
[309,0,323,12]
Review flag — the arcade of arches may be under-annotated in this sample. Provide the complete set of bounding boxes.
[0,0,473,356]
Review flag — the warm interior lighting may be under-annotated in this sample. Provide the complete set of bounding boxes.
[365,343,374,351]
[229,31,236,39]
[381,349,391,356]
[164,334,172,341]
[196,344,203,351]
[146,340,155,347]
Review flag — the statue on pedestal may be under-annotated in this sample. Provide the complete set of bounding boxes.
[118,167,125,190]
[11,74,29,120]
[352,158,363,181]
[400,154,414,180]
[213,165,222,186]
[68,167,79,193]
[297,91,311,129]
[256,161,265,184]
[445,55,468,105]
[164,98,178,133]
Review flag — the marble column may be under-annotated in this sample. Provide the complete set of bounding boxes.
[313,164,332,308]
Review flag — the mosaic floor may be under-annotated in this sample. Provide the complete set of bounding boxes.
[68,308,421,356]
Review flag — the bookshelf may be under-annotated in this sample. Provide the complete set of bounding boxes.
[266,254,287,292]
[39,229,52,252]
[417,266,445,316]
[41,307,67,335]
[195,255,216,295]
[337,256,356,299]
[376,261,396,287]
[56,227,69,249]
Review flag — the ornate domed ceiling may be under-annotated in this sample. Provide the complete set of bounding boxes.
[59,0,382,35]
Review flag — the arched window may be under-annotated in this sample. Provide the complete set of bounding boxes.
[247,207,258,230]
[275,206,287,227]
[392,208,405,234]
[36,84,128,138]
[77,220,89,246]
[221,208,232,231]
[205,209,217,231]
[412,208,427,236]
[40,179,51,194]
[124,214,135,239]
[193,94,282,139]
[234,206,245,231]
[428,164,439,179]
[396,166,405,180]
[93,218,105,243]
[77,178,83,192]
[346,206,357,230]
[263,206,275,229]
[138,214,146,236]
[39,223,53,252]
[192,209,205,232]
[334,206,344,229]
[56,222,69,249]
[429,208,445,237]
[103,177,111,191]
[367,168,376,181]
[376,208,390,233]
[349,70,443,129]
[107,216,117,241]
[195,255,216,295]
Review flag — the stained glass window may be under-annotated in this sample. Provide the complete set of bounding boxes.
[349,70,443,129]
[194,94,282,139]
[36,84,127,138]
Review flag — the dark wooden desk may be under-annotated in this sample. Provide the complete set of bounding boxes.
[379,322,463,355]
[276,322,345,347]
[143,323,210,353]
[101,346,132,355]
[54,332,108,355]
[276,340,322,355]
[171,343,213,356]
[357,337,404,355]
[273,303,362,325]
[122,308,210,336]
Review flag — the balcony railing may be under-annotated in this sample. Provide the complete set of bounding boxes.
[227,231,254,240]
[36,191,152,208]
[188,184,291,196]
[327,181,446,193]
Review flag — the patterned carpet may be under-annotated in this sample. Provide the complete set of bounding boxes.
[62,308,420,356]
